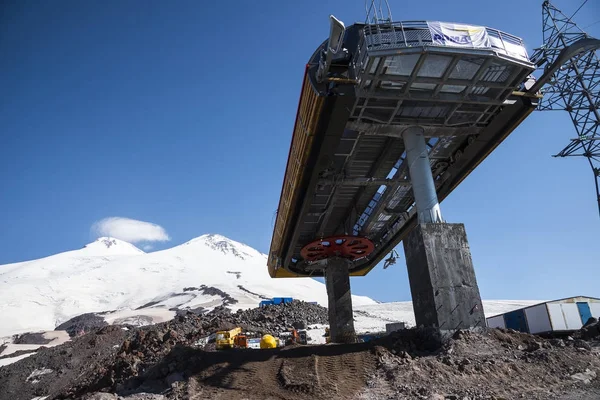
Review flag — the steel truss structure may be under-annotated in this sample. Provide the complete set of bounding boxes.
[531,1,600,215]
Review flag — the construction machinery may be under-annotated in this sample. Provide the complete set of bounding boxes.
[280,328,303,345]
[233,333,248,349]
[298,330,308,345]
[215,327,242,350]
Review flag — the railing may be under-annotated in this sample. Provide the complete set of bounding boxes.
[359,21,529,60]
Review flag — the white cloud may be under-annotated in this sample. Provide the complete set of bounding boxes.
[91,217,170,244]
[142,244,154,251]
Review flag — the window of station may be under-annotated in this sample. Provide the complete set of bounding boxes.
[439,84,467,94]
[449,58,483,80]
[381,54,419,76]
[417,54,452,78]
[410,82,437,92]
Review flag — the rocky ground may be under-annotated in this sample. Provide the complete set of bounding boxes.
[0,303,599,400]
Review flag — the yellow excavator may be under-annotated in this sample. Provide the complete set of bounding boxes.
[215,327,242,350]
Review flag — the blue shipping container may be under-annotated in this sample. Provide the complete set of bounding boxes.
[504,309,528,332]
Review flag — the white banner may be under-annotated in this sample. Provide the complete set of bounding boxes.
[427,22,491,48]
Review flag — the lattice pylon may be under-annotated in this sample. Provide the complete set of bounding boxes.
[531,1,600,216]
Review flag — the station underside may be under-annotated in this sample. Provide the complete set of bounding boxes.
[268,21,539,278]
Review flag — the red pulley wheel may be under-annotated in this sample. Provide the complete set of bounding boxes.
[300,235,375,262]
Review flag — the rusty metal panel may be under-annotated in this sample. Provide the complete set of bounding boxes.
[268,70,324,276]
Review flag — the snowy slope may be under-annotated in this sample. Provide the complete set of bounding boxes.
[0,234,376,337]
[298,300,545,344]
[352,300,545,333]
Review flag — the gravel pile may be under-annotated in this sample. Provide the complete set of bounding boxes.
[55,313,109,337]
[576,317,600,340]
[50,301,329,396]
[212,300,329,333]
[364,328,600,400]
[1,303,600,400]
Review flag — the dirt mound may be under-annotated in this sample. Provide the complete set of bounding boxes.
[1,305,599,400]
[362,328,600,399]
[199,300,329,334]
[55,312,109,337]
[577,318,600,341]
[0,325,127,400]
[13,332,54,345]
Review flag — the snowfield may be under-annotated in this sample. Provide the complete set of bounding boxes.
[0,234,375,338]
[0,233,543,344]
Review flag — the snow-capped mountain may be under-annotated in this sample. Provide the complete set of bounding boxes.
[0,234,376,338]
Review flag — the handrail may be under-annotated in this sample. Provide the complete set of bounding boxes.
[359,20,529,61]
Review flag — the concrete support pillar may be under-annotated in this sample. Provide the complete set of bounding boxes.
[402,126,443,223]
[324,257,356,343]
[403,223,485,335]
[402,128,483,337]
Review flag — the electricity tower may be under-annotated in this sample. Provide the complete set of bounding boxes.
[530,1,600,216]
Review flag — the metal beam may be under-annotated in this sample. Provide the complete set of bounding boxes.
[362,73,512,89]
[433,56,461,97]
[529,38,600,94]
[355,89,507,105]
[318,176,411,186]
[347,121,481,137]
[314,135,365,237]
[335,137,402,235]
[359,94,539,277]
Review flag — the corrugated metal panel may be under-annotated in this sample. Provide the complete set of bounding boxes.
[590,302,600,318]
[524,304,552,334]
[561,303,583,330]
[547,304,568,331]
[269,70,324,274]
[486,315,505,329]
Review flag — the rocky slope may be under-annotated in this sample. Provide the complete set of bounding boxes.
[0,302,599,400]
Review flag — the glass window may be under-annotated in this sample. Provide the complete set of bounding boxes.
[449,58,482,80]
[368,57,380,74]
[382,54,420,76]
[410,82,437,91]
[417,54,452,78]
[440,84,466,93]
[380,80,405,90]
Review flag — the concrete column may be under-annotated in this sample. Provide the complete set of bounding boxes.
[324,257,356,343]
[403,223,485,335]
[402,126,443,223]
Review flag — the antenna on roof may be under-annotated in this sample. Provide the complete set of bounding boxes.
[365,0,393,25]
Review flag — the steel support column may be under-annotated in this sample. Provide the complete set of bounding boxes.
[402,126,443,223]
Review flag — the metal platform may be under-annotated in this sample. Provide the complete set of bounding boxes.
[269,20,540,278]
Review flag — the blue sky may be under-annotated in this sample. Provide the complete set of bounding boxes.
[1,0,598,302]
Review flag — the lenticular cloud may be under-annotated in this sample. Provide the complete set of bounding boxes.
[91,217,170,243]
